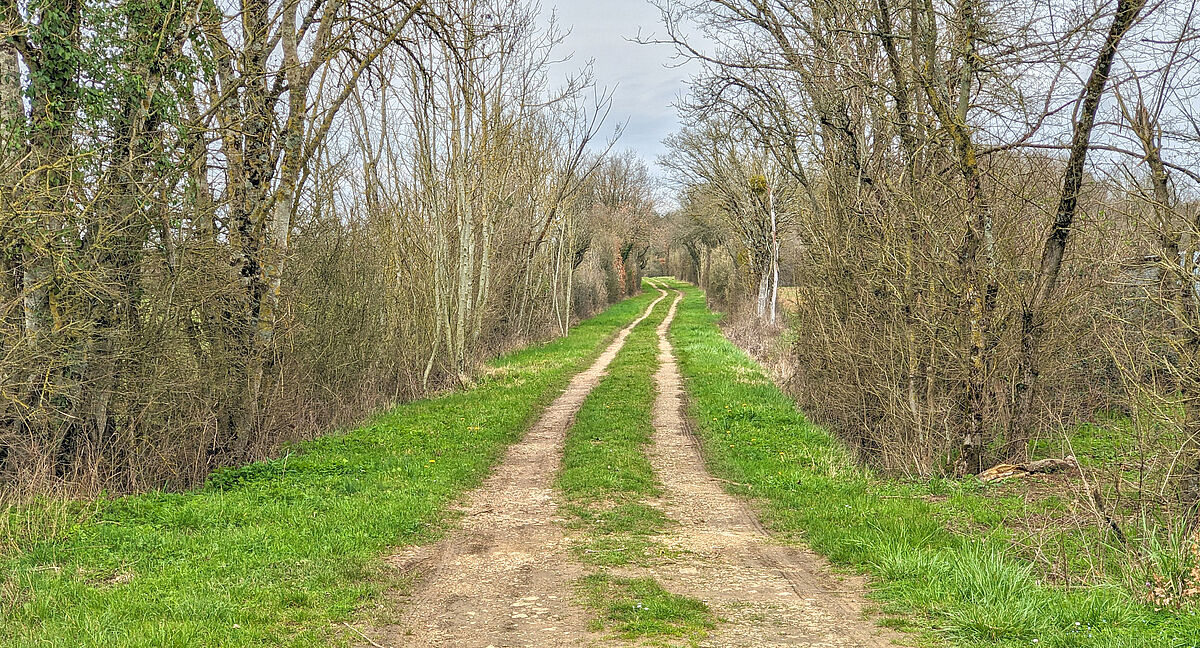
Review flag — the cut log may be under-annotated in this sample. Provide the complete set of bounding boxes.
[978,456,1078,483]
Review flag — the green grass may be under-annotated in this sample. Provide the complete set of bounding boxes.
[1032,415,1131,469]
[578,572,714,644]
[665,279,1200,648]
[0,290,659,648]
[557,284,669,567]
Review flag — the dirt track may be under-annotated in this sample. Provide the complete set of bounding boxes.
[369,286,902,647]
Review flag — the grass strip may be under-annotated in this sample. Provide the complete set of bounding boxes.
[0,291,659,648]
[578,572,713,643]
[665,280,1200,648]
[557,284,669,566]
[558,282,715,644]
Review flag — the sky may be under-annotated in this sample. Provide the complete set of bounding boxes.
[542,0,696,167]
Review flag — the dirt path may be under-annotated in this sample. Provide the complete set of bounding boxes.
[640,287,902,647]
[369,285,900,647]
[375,290,668,648]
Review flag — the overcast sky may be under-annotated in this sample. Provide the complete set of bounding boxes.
[543,0,695,167]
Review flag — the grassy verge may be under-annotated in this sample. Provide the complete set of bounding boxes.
[557,283,715,644]
[0,291,658,648]
[666,280,1200,648]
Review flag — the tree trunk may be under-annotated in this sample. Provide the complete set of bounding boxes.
[914,0,995,474]
[757,266,769,318]
[1127,102,1182,329]
[1010,0,1147,456]
[769,185,779,325]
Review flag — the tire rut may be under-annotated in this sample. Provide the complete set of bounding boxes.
[641,287,904,647]
[364,285,904,648]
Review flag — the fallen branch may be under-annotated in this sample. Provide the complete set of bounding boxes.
[978,456,1078,483]
[712,476,751,489]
